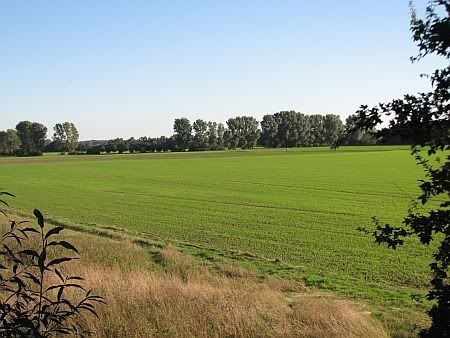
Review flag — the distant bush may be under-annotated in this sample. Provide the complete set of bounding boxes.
[86,145,105,155]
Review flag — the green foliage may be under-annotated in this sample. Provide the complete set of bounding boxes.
[191,119,209,151]
[341,114,377,146]
[53,122,79,153]
[0,130,21,156]
[261,111,345,148]
[0,207,104,337]
[15,121,47,157]
[173,118,193,151]
[225,116,260,149]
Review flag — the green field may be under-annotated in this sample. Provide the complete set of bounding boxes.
[0,145,432,328]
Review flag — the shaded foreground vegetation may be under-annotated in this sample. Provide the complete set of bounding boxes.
[0,208,103,336]
[0,215,387,337]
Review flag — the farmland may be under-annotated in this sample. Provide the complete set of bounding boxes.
[0,145,433,331]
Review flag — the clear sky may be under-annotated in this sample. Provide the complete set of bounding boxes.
[1,0,439,140]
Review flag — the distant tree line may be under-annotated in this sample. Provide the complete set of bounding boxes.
[1,112,406,156]
[260,111,344,147]
[0,121,79,156]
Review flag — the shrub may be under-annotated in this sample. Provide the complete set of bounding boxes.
[0,207,104,336]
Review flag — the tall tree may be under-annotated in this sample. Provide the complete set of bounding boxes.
[225,116,259,149]
[239,116,260,149]
[217,123,225,150]
[225,118,240,149]
[308,114,325,147]
[0,129,21,155]
[192,119,209,151]
[15,121,47,156]
[173,118,192,151]
[296,113,310,147]
[260,114,279,147]
[53,122,79,153]
[335,1,449,334]
[342,114,376,145]
[274,111,300,147]
[207,121,218,150]
[322,114,344,145]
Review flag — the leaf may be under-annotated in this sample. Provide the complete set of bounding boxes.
[38,249,47,272]
[24,272,40,285]
[55,268,64,282]
[46,257,75,269]
[57,241,79,254]
[21,227,40,234]
[46,284,65,292]
[57,286,64,301]
[67,276,84,281]
[19,250,39,258]
[78,305,99,318]
[34,209,44,228]
[44,226,64,240]
[64,283,85,290]
[0,191,15,197]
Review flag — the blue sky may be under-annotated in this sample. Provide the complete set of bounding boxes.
[0,0,438,140]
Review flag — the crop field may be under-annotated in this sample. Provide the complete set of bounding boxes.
[0,145,433,326]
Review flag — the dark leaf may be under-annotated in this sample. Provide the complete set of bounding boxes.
[57,241,79,254]
[21,227,40,234]
[44,226,64,240]
[33,209,44,228]
[55,268,64,282]
[46,257,76,269]
[19,250,39,258]
[38,249,47,272]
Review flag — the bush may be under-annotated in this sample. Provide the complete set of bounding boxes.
[0,206,104,336]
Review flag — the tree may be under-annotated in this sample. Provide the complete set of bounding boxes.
[322,114,344,145]
[225,118,239,149]
[53,122,79,153]
[173,118,192,151]
[308,114,325,147]
[191,119,209,151]
[15,121,47,156]
[342,114,376,145]
[86,144,104,154]
[0,129,21,155]
[260,114,279,147]
[217,123,225,150]
[225,116,260,150]
[207,121,218,150]
[239,116,260,149]
[335,1,449,334]
[104,140,118,154]
[274,111,300,147]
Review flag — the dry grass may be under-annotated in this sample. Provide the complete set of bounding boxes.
[68,237,386,337]
[1,221,387,337]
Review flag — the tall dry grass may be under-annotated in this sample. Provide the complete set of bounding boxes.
[1,221,387,337]
[66,232,386,337]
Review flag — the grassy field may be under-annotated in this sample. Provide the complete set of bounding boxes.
[0,145,433,334]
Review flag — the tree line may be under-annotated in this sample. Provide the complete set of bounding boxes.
[1,112,386,156]
[0,121,79,156]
